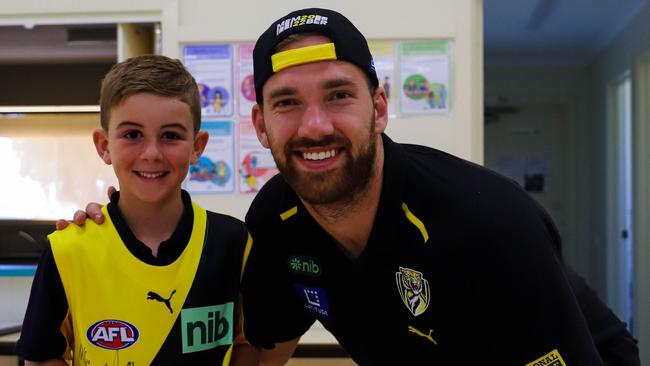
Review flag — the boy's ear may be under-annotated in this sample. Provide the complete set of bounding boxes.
[191,131,209,162]
[251,104,270,148]
[92,128,112,165]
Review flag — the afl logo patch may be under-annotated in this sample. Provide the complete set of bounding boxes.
[86,319,139,350]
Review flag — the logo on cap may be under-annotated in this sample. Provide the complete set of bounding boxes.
[276,14,329,35]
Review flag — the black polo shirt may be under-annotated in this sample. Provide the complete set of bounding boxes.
[242,134,603,365]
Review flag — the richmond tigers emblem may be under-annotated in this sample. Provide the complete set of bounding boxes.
[396,267,430,316]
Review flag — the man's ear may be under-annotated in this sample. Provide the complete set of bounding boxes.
[92,128,112,165]
[251,104,270,148]
[191,131,209,162]
[373,86,388,134]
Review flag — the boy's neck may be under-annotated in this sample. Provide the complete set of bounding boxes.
[117,191,185,257]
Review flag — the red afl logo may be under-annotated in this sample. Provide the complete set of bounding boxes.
[86,319,139,350]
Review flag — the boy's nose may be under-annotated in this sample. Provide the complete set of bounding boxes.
[141,139,163,160]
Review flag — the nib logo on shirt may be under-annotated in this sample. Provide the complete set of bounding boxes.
[288,256,321,276]
[180,303,234,353]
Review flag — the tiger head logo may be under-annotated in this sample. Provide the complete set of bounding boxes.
[396,267,430,317]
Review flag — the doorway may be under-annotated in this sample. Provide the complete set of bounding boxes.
[484,103,577,261]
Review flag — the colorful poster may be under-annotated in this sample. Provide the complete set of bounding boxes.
[238,44,256,117]
[398,40,451,115]
[368,41,397,117]
[185,121,235,194]
[183,45,234,117]
[237,121,279,194]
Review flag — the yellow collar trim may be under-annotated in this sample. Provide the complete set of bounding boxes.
[271,43,337,72]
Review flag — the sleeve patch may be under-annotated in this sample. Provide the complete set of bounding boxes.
[525,349,566,366]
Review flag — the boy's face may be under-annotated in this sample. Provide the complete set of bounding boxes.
[93,93,208,205]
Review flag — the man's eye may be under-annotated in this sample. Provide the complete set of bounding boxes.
[124,131,142,139]
[274,99,298,108]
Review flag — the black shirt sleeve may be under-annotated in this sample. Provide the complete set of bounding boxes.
[467,188,603,366]
[533,189,638,365]
[15,242,70,361]
[241,217,315,349]
[565,266,641,366]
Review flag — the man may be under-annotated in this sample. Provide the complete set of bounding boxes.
[241,8,601,365]
[67,8,639,366]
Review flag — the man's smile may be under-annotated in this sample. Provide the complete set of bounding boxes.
[302,149,338,161]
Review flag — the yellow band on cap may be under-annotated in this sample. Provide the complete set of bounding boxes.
[271,43,337,72]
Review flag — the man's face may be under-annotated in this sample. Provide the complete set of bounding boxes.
[252,36,387,205]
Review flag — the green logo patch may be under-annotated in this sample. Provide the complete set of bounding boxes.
[288,256,321,276]
[181,303,233,353]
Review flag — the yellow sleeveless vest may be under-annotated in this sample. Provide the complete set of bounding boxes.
[50,203,212,365]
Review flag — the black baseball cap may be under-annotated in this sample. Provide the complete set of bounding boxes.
[253,8,378,104]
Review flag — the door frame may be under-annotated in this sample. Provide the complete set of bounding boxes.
[632,53,650,360]
[605,72,634,327]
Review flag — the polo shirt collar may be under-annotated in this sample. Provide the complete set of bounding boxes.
[106,189,194,266]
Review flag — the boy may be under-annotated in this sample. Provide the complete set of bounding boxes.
[16,55,256,365]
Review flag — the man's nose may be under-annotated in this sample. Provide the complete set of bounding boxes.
[297,103,334,139]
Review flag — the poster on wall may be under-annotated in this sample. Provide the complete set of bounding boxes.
[183,45,234,117]
[185,121,235,194]
[398,40,451,115]
[368,41,397,117]
[237,121,279,194]
[238,44,256,117]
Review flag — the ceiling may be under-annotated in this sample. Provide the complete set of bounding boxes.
[0,2,647,66]
[484,0,648,67]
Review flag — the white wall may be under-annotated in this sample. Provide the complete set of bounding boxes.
[164,0,484,218]
[0,0,484,220]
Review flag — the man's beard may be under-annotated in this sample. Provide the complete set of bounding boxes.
[270,117,377,206]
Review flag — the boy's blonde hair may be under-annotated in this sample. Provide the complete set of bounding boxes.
[99,55,201,133]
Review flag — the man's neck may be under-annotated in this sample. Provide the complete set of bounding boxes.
[302,139,385,258]
[118,192,184,256]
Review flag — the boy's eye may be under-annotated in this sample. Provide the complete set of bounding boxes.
[331,91,352,100]
[162,131,181,140]
[123,130,142,139]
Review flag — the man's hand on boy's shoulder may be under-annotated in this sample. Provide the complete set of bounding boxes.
[55,186,114,230]
[55,209,99,230]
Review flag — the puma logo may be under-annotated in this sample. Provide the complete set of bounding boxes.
[408,325,438,345]
[147,290,176,314]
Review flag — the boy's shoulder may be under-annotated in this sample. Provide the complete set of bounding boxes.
[48,214,108,246]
